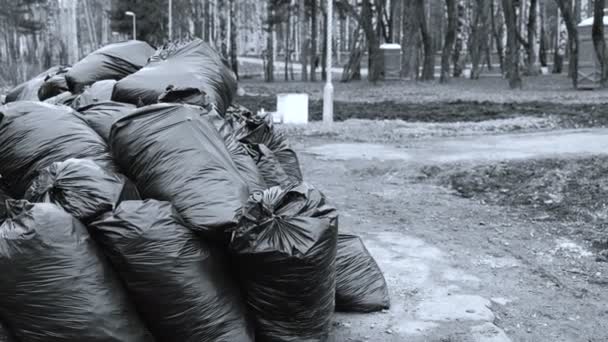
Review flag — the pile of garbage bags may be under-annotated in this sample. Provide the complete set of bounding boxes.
[0,39,389,342]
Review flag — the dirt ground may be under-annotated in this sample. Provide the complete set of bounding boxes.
[292,120,608,342]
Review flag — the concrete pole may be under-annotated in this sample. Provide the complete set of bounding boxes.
[169,0,173,41]
[322,0,334,124]
[133,14,137,40]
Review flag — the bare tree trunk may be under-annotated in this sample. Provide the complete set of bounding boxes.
[286,6,291,81]
[362,0,382,82]
[418,0,435,80]
[322,11,327,81]
[299,0,309,81]
[218,0,229,58]
[555,0,579,88]
[553,5,567,73]
[540,1,548,67]
[310,0,318,81]
[592,0,607,86]
[441,0,457,83]
[204,0,211,42]
[401,0,420,78]
[491,0,506,72]
[470,0,491,79]
[502,0,522,88]
[342,24,364,82]
[265,3,274,82]
[526,0,541,75]
[230,0,238,79]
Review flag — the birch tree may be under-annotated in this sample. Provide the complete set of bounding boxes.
[452,0,470,77]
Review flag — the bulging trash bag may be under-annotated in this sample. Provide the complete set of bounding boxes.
[71,79,117,109]
[37,68,70,101]
[336,234,390,313]
[0,200,152,342]
[25,158,139,223]
[111,103,250,238]
[76,101,135,142]
[230,183,339,342]
[112,39,237,114]
[66,40,155,93]
[91,200,254,342]
[0,101,114,197]
[251,144,292,188]
[0,321,16,342]
[43,91,77,106]
[229,108,303,183]
[0,186,11,221]
[5,66,68,103]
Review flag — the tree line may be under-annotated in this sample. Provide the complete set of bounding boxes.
[0,0,606,89]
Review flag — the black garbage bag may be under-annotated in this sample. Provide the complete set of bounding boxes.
[5,66,68,103]
[230,183,338,342]
[43,91,77,106]
[229,108,303,183]
[38,68,70,101]
[0,200,152,342]
[66,40,155,93]
[25,158,139,223]
[91,200,254,342]
[204,110,266,192]
[111,103,250,238]
[71,79,117,109]
[0,101,114,197]
[76,101,135,141]
[112,39,237,114]
[0,321,16,342]
[0,185,11,221]
[251,144,292,188]
[336,234,390,313]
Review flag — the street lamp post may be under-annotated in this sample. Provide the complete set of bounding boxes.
[322,0,333,124]
[125,11,136,40]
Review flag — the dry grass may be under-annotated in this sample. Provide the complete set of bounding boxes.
[240,75,608,105]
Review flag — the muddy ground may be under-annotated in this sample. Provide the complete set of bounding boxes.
[292,122,608,342]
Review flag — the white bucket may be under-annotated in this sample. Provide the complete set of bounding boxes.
[463,69,472,78]
[277,93,309,124]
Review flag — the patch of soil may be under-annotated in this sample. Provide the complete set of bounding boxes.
[426,156,608,245]
[236,95,608,128]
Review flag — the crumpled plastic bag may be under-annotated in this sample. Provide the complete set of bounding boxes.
[66,40,155,93]
[91,200,254,342]
[25,158,139,223]
[5,66,69,103]
[110,103,250,238]
[71,79,117,109]
[37,68,71,100]
[113,39,237,114]
[204,110,266,192]
[336,234,390,313]
[0,200,152,342]
[228,106,303,183]
[250,144,292,188]
[230,183,338,341]
[0,101,114,197]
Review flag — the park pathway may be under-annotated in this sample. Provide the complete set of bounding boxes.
[298,128,608,342]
